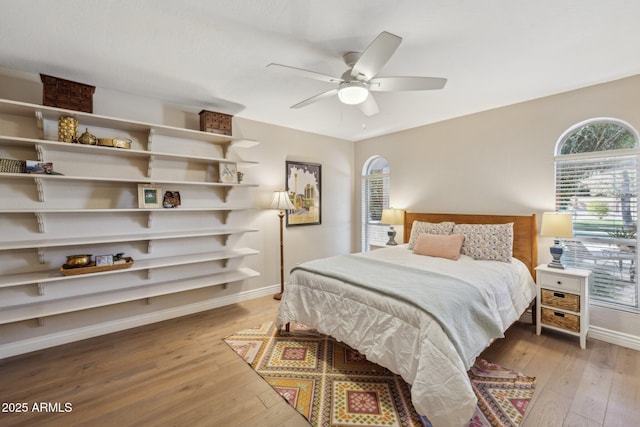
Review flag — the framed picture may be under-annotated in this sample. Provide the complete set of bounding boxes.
[138,184,162,208]
[285,160,321,227]
[26,160,53,174]
[219,161,238,183]
[95,254,114,267]
[163,190,181,208]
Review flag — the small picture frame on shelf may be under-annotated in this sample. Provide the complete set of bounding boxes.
[95,254,114,267]
[219,161,238,183]
[26,160,53,174]
[138,184,162,208]
[163,190,181,208]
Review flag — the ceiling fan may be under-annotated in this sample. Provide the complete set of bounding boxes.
[267,31,447,116]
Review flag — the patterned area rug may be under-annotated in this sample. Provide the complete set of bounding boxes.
[223,322,535,427]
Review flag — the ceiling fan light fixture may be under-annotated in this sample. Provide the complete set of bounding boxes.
[337,81,369,105]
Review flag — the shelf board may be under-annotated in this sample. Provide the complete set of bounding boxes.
[0,135,259,167]
[0,98,259,147]
[0,172,259,187]
[0,206,252,214]
[0,227,258,251]
[0,267,260,325]
[0,248,259,289]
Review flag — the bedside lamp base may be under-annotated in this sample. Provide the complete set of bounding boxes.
[547,240,566,269]
[386,226,398,246]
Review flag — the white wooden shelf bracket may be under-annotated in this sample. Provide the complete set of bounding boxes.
[34,110,44,139]
[36,248,46,264]
[37,282,45,296]
[222,209,231,225]
[147,129,155,177]
[222,187,232,203]
[34,212,46,233]
[34,177,45,203]
[221,141,231,158]
[35,143,44,161]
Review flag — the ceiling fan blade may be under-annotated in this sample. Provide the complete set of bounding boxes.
[351,31,402,80]
[368,76,447,92]
[267,63,343,84]
[358,93,379,117]
[290,89,339,109]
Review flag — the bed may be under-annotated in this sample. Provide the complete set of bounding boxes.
[276,212,538,427]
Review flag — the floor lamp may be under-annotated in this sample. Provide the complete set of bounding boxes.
[269,190,295,300]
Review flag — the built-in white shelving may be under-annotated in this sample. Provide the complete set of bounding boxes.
[0,97,261,357]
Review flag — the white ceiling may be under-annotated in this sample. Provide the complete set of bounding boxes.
[1,0,639,141]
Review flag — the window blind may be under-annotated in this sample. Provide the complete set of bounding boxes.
[556,153,639,309]
[361,171,389,251]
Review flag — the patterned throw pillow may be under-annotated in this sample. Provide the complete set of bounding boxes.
[453,223,514,262]
[407,221,455,249]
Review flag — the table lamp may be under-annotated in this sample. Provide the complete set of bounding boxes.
[381,208,405,245]
[540,212,574,269]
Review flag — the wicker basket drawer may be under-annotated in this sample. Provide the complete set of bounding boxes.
[541,308,580,332]
[541,288,580,312]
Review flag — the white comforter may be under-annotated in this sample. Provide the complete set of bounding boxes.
[276,245,536,427]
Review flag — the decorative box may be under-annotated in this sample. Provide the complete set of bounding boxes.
[199,110,232,136]
[40,74,95,113]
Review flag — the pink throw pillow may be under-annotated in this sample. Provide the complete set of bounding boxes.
[412,233,465,260]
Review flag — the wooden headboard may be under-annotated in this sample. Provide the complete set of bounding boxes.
[403,212,538,278]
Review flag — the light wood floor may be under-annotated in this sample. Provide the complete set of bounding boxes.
[0,295,638,427]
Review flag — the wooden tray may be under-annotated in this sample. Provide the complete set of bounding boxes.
[60,257,134,276]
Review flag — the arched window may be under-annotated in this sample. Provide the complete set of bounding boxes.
[361,156,390,251]
[555,118,639,310]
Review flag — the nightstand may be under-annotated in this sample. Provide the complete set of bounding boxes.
[535,264,591,349]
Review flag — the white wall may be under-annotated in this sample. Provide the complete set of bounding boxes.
[230,118,354,290]
[355,74,640,348]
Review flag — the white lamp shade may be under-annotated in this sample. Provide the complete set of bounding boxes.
[337,82,369,105]
[381,208,405,225]
[540,212,574,238]
[268,190,294,210]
